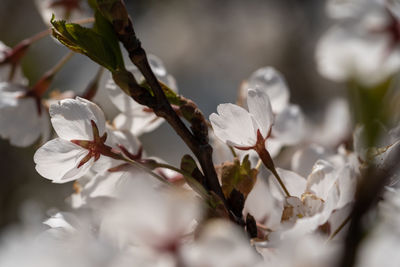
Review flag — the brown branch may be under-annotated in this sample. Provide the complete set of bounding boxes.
[99,0,227,209]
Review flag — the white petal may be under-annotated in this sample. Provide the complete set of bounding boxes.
[336,165,357,208]
[181,220,260,267]
[291,144,330,177]
[50,97,106,141]
[106,76,142,113]
[246,66,290,113]
[306,160,337,201]
[0,84,45,147]
[105,125,141,154]
[210,103,256,147]
[247,88,274,138]
[269,168,306,199]
[113,110,164,136]
[316,25,400,85]
[43,212,79,233]
[0,43,27,84]
[244,174,283,230]
[34,138,93,183]
[265,139,283,158]
[272,104,304,145]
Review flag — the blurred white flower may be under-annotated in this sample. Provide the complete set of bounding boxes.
[106,54,178,136]
[100,181,202,252]
[317,0,400,85]
[0,41,27,84]
[306,98,351,148]
[356,187,400,267]
[270,160,357,240]
[0,82,50,147]
[181,219,261,267]
[35,0,90,26]
[257,234,339,267]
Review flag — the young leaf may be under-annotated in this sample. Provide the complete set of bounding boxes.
[51,14,124,72]
[180,154,208,199]
[140,80,182,105]
[220,155,258,199]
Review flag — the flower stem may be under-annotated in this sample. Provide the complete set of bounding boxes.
[327,214,351,242]
[31,51,74,97]
[121,157,172,185]
[81,67,104,100]
[256,145,290,197]
[49,51,74,76]
[153,163,192,178]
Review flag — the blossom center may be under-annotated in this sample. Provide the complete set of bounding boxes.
[71,120,116,168]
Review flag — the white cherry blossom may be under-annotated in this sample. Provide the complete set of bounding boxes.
[181,220,261,267]
[210,87,274,149]
[106,54,178,136]
[34,97,123,183]
[317,0,400,85]
[239,67,304,156]
[269,160,357,240]
[0,82,49,147]
[0,41,27,84]
[100,181,202,251]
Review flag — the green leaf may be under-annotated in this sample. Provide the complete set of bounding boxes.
[220,155,257,199]
[180,155,209,199]
[140,80,182,105]
[51,14,124,72]
[92,11,124,69]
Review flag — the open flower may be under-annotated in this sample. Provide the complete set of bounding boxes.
[268,160,357,240]
[240,67,304,156]
[0,82,49,147]
[316,0,400,85]
[34,97,122,183]
[106,54,178,136]
[210,87,274,150]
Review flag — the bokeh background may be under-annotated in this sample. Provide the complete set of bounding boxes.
[0,0,344,230]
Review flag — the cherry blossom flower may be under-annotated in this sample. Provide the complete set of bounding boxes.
[317,0,400,85]
[356,188,400,267]
[268,160,357,240]
[106,54,178,136]
[34,97,123,183]
[238,67,304,157]
[0,41,27,84]
[210,87,274,150]
[181,220,261,267]
[0,82,50,147]
[100,181,202,252]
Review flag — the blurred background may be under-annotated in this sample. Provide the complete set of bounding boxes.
[0,0,343,230]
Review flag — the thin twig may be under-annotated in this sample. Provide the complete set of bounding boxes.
[326,214,351,242]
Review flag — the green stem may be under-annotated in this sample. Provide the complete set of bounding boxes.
[327,215,351,242]
[119,156,171,185]
[256,145,290,197]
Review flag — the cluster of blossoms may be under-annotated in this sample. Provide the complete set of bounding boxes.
[1,0,400,266]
